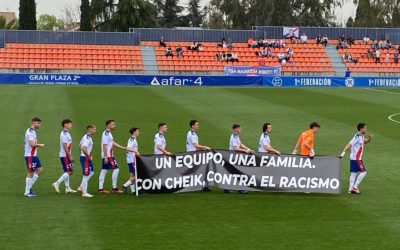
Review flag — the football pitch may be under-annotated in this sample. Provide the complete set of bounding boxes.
[1,85,399,249]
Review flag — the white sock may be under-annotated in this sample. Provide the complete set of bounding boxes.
[64,174,70,188]
[32,173,39,184]
[89,171,94,179]
[81,176,89,193]
[130,183,136,193]
[112,168,119,189]
[99,169,108,189]
[349,172,357,190]
[123,180,132,187]
[56,172,69,186]
[25,177,33,195]
[354,172,367,188]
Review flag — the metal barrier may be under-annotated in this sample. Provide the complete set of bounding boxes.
[254,26,400,43]
[0,30,140,45]
[130,28,259,43]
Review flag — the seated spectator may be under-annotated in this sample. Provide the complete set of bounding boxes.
[216,52,227,61]
[338,39,348,49]
[257,38,264,47]
[366,48,375,59]
[386,40,392,50]
[248,38,258,48]
[346,35,355,46]
[321,35,328,47]
[257,47,273,57]
[285,48,293,61]
[300,33,308,44]
[343,52,352,62]
[385,52,390,63]
[290,33,297,44]
[277,52,284,62]
[371,40,379,49]
[379,40,386,49]
[339,34,345,42]
[160,36,167,47]
[316,35,322,45]
[394,51,399,64]
[198,44,204,51]
[227,52,239,62]
[374,49,381,63]
[363,35,370,45]
[217,38,227,48]
[166,46,173,57]
[188,41,203,51]
[176,45,183,57]
[279,39,285,48]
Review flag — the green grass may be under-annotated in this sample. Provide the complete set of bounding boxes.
[1,85,399,249]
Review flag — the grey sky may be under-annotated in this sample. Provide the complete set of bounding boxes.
[2,0,355,26]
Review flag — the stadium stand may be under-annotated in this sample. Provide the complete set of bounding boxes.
[337,40,400,74]
[0,43,144,72]
[143,40,335,74]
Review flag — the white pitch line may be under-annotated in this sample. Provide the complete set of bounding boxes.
[388,113,400,124]
[363,88,400,95]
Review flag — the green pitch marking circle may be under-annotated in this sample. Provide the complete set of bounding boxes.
[388,113,400,124]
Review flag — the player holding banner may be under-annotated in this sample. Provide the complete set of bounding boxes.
[122,127,141,195]
[186,120,212,192]
[77,125,97,198]
[339,123,372,194]
[99,120,135,194]
[52,119,77,194]
[225,124,253,194]
[154,123,171,155]
[258,122,281,155]
[23,117,45,198]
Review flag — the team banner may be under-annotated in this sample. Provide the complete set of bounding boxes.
[136,150,341,195]
[224,66,281,76]
[283,27,299,38]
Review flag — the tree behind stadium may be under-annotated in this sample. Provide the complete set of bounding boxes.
[80,0,92,31]
[19,0,37,30]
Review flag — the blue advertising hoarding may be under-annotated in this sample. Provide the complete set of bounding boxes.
[0,73,399,87]
[224,66,281,76]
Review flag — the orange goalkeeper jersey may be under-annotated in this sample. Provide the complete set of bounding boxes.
[297,129,314,156]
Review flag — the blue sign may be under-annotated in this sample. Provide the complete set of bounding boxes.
[0,73,399,88]
[225,66,281,76]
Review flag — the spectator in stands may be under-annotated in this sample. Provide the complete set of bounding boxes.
[346,35,355,46]
[188,42,203,51]
[338,39,349,49]
[176,45,183,57]
[371,40,379,49]
[160,36,167,47]
[379,40,386,49]
[322,35,328,47]
[166,46,173,57]
[227,52,239,62]
[374,49,381,63]
[279,39,285,48]
[257,47,273,57]
[394,51,399,64]
[285,48,293,61]
[248,38,259,48]
[316,35,322,45]
[367,48,375,59]
[385,52,390,64]
[386,40,392,50]
[216,52,227,61]
[343,52,352,62]
[290,33,297,44]
[300,33,308,44]
[198,44,204,51]
[277,52,284,62]
[363,35,370,45]
[339,34,345,42]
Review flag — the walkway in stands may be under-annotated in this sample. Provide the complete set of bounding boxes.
[141,46,158,74]
[324,44,347,76]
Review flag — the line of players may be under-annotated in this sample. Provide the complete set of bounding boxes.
[23,118,372,198]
